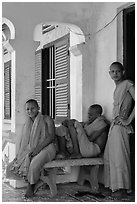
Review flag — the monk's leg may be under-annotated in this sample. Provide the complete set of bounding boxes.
[67,120,81,158]
[56,136,67,159]
[74,121,99,157]
[74,121,88,157]
[56,125,70,159]
[26,143,56,197]
[25,183,35,198]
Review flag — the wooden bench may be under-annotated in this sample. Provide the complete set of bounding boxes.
[34,157,104,197]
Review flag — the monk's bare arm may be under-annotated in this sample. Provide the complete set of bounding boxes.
[119,86,135,126]
[45,115,55,142]
[95,129,108,151]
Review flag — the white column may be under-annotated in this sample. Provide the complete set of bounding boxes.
[69,44,83,121]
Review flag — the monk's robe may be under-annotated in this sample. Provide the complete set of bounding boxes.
[6,112,56,184]
[104,80,134,192]
[75,116,107,157]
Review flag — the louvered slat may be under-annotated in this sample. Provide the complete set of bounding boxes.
[56,53,68,60]
[42,24,55,34]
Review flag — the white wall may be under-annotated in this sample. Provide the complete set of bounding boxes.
[88,2,127,120]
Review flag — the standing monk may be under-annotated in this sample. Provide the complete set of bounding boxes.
[104,62,135,198]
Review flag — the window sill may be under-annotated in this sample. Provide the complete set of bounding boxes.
[3,119,11,124]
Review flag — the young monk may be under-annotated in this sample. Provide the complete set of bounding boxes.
[56,104,109,158]
[6,99,56,198]
[104,62,135,199]
[74,104,109,157]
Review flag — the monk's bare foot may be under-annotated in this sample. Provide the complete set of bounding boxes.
[56,152,66,160]
[111,189,124,199]
[25,183,35,198]
[68,153,82,159]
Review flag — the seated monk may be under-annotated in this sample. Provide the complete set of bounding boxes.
[56,104,109,159]
[6,99,56,198]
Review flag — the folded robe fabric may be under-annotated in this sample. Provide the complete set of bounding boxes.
[6,112,46,179]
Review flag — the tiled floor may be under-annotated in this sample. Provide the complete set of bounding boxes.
[2,181,135,202]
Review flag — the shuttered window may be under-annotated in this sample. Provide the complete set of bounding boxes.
[35,50,42,110]
[35,34,70,122]
[4,60,11,119]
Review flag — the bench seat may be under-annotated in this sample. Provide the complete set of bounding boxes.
[44,157,103,168]
[34,157,104,197]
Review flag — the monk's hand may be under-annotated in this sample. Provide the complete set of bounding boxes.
[119,118,131,126]
[62,119,70,127]
[14,155,18,161]
[116,118,130,126]
[74,120,81,129]
[62,119,75,127]
[29,147,40,158]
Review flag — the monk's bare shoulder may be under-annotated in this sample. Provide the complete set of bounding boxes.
[43,115,55,139]
[43,115,54,126]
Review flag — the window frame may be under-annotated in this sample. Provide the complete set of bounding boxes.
[42,34,70,122]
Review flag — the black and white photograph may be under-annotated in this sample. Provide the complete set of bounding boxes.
[2,1,135,202]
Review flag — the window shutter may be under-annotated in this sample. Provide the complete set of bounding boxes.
[4,60,11,119]
[35,50,42,110]
[55,37,70,122]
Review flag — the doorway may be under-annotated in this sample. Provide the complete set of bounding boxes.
[123,5,135,190]
[123,6,135,82]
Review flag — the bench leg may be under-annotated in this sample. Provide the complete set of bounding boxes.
[35,168,58,197]
[77,166,86,186]
[78,165,99,193]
